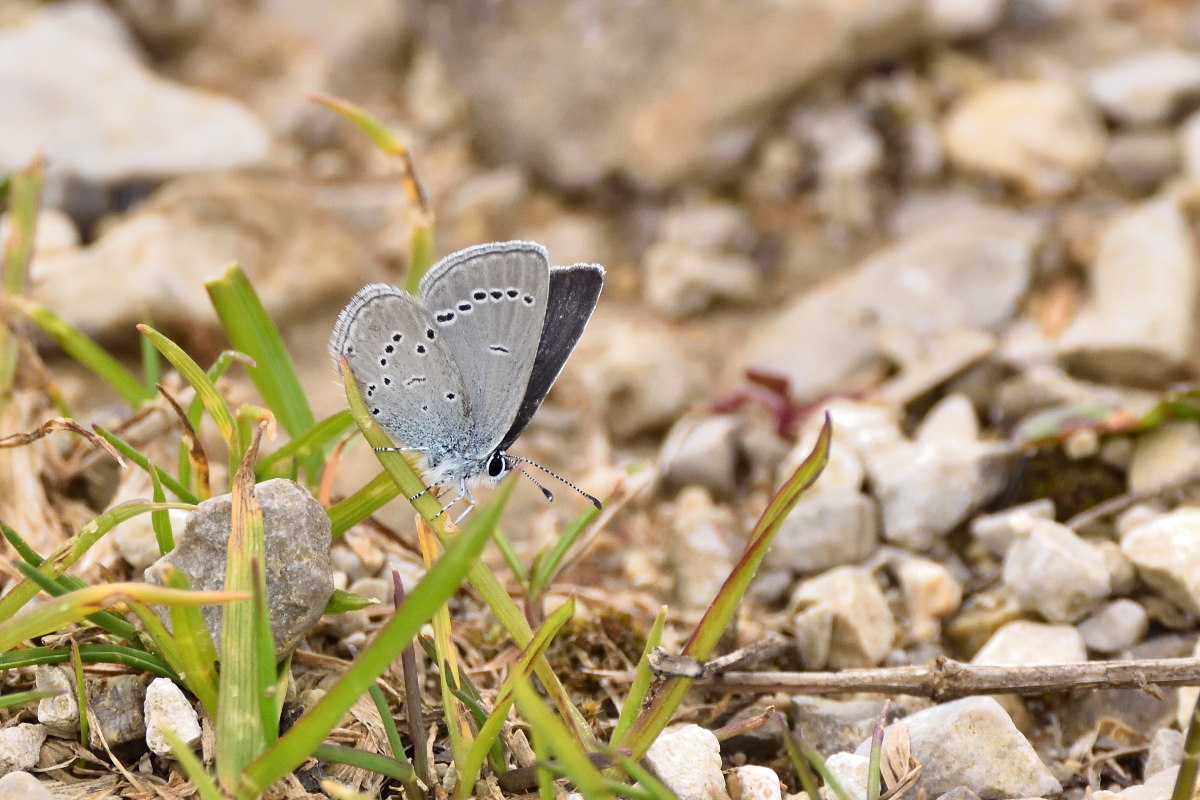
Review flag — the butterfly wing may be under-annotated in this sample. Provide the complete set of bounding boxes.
[497,263,604,451]
[330,284,470,458]
[417,241,550,456]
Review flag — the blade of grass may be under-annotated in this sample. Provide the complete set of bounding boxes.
[216,423,269,791]
[206,264,315,441]
[164,728,224,800]
[138,323,244,477]
[313,744,415,783]
[0,643,175,677]
[0,157,43,393]
[0,688,62,710]
[609,605,667,746]
[779,714,821,800]
[179,348,253,492]
[0,500,196,621]
[140,314,160,396]
[92,426,198,504]
[257,409,354,480]
[70,639,89,745]
[490,525,528,585]
[10,296,153,407]
[867,700,889,800]
[12,561,142,642]
[342,363,592,743]
[0,583,247,652]
[512,678,611,800]
[393,574,431,795]
[238,478,508,798]
[160,566,220,715]
[617,415,831,758]
[327,470,401,538]
[457,596,576,799]
[149,467,174,554]
[528,504,599,605]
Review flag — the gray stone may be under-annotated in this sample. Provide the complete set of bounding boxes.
[0,724,46,776]
[644,202,761,317]
[791,567,895,668]
[1121,508,1200,617]
[1057,195,1199,387]
[0,0,267,183]
[88,674,146,749]
[790,696,893,756]
[145,478,334,659]
[772,490,879,575]
[1103,130,1180,193]
[972,620,1087,665]
[1002,519,1111,622]
[970,499,1056,558]
[942,80,1106,196]
[659,415,746,498]
[1088,49,1200,126]
[1129,422,1200,493]
[420,0,929,190]
[854,696,1062,798]
[922,0,1004,38]
[144,677,201,757]
[820,752,869,800]
[726,765,782,800]
[34,665,78,736]
[643,725,730,800]
[1078,599,1149,654]
[0,771,53,800]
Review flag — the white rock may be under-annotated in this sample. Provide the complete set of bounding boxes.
[668,488,737,611]
[1077,599,1149,653]
[660,415,745,497]
[820,752,869,800]
[1129,422,1200,493]
[1180,109,1200,178]
[0,771,53,800]
[1004,0,1075,27]
[1088,49,1200,126]
[644,203,761,317]
[1121,508,1200,616]
[1002,519,1111,622]
[895,556,963,642]
[972,620,1087,665]
[727,765,783,800]
[34,665,78,736]
[773,490,879,575]
[144,677,201,757]
[868,438,1014,551]
[1116,504,1165,540]
[942,80,1106,196]
[855,697,1061,798]
[1057,195,1199,386]
[792,567,895,668]
[970,499,1056,558]
[923,0,1004,38]
[643,725,730,800]
[915,393,979,444]
[1144,727,1183,778]
[0,723,46,775]
[0,0,268,182]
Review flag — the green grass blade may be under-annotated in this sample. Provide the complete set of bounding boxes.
[216,434,269,791]
[12,561,142,642]
[179,348,252,491]
[528,504,600,600]
[70,639,88,745]
[92,426,198,504]
[0,688,61,710]
[138,323,244,476]
[512,678,611,800]
[238,480,506,797]
[140,314,160,395]
[0,643,176,677]
[327,471,401,538]
[256,409,354,480]
[0,158,43,393]
[11,297,153,408]
[313,744,415,783]
[149,467,174,554]
[206,265,317,475]
[163,728,224,800]
[161,566,221,716]
[0,500,195,621]
[1,521,44,565]
[617,415,831,758]
[609,605,667,746]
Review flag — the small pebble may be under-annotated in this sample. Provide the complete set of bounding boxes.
[643,725,730,800]
[1077,599,1148,654]
[972,620,1087,665]
[0,723,47,775]
[144,677,201,757]
[727,765,783,800]
[0,771,53,800]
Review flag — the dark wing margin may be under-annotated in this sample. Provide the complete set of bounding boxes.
[497,264,604,451]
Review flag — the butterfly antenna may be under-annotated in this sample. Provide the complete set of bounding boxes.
[516,466,554,502]
[512,456,602,509]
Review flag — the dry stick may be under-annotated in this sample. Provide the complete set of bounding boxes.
[1067,468,1200,531]
[585,657,1200,702]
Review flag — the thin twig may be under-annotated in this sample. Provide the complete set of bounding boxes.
[1067,469,1200,531]
[584,656,1200,702]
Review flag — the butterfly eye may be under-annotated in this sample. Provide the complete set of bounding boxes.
[487,452,508,479]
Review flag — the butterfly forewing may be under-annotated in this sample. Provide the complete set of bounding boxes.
[330,284,470,457]
[498,264,604,451]
[417,242,550,457]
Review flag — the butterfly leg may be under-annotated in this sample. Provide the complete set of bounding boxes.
[451,484,477,526]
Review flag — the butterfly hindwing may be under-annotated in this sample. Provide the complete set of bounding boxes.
[417,241,551,457]
[330,284,470,457]
[498,263,605,451]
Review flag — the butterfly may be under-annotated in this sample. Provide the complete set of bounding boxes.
[330,241,604,520]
